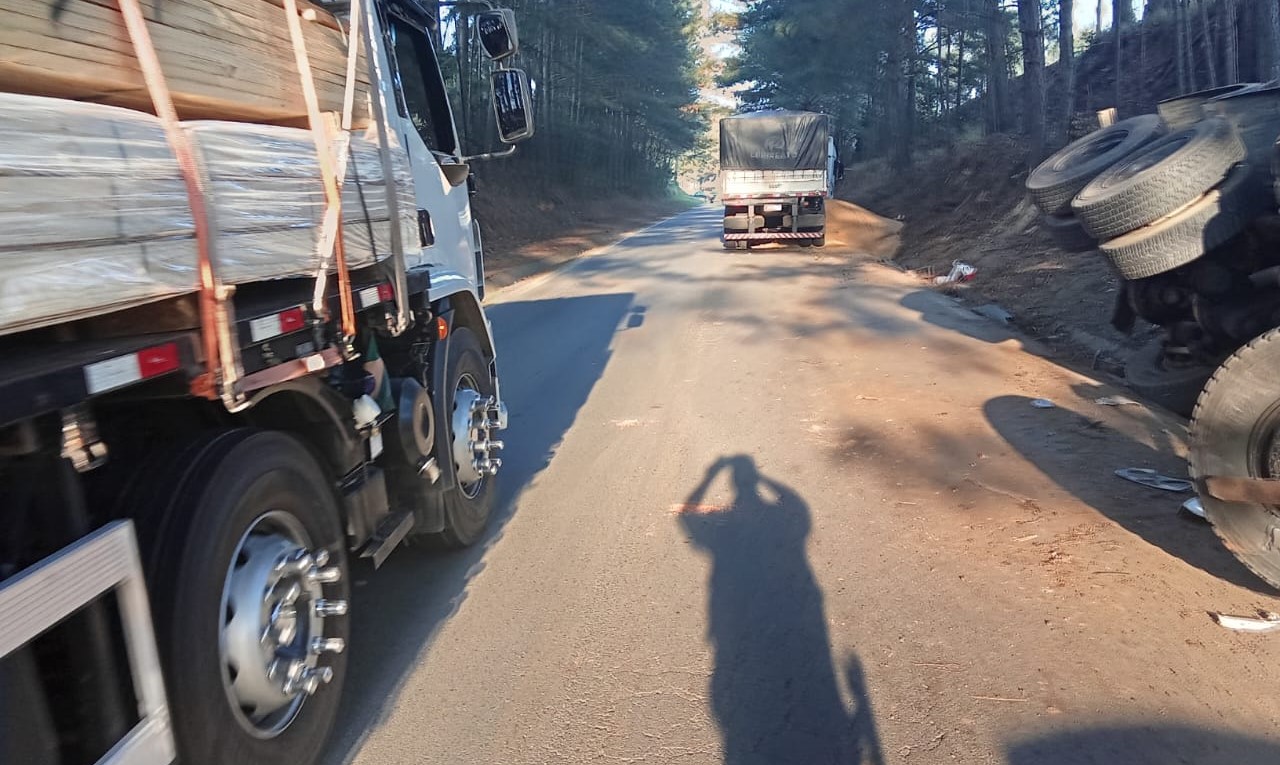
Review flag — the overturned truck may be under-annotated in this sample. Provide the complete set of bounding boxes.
[719,110,840,249]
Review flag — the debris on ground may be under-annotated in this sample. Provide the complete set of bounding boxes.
[933,260,976,285]
[1095,395,1141,407]
[1114,468,1193,492]
[1030,398,1056,409]
[1210,610,1280,633]
[974,303,1013,323]
[1180,496,1208,521]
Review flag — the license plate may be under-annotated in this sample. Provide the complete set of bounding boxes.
[762,204,783,212]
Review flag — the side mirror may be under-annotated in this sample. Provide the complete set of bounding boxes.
[477,10,519,62]
[492,68,534,144]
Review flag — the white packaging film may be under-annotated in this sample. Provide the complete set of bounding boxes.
[0,93,419,335]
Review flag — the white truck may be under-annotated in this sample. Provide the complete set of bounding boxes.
[719,110,841,249]
[0,2,532,765]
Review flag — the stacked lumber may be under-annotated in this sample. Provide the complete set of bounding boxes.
[0,94,416,336]
[0,0,370,125]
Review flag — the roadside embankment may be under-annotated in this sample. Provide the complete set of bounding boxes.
[840,136,1157,375]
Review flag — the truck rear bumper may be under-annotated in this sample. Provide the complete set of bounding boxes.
[723,231,824,240]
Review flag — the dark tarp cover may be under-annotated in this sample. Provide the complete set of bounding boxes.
[719,110,830,171]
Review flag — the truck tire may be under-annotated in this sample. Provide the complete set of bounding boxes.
[1040,212,1096,253]
[1072,118,1245,241]
[132,430,349,765]
[1025,115,1165,216]
[1098,163,1255,279]
[1124,336,1215,417]
[1189,328,1280,589]
[1157,83,1260,130]
[812,234,826,247]
[422,327,498,548]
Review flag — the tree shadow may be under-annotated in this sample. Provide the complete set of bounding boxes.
[678,455,884,765]
[983,394,1270,593]
[324,292,635,764]
[1007,724,1280,765]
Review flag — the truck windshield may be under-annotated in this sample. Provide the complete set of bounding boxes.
[388,17,458,155]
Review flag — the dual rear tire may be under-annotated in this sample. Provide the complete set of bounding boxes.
[130,328,499,764]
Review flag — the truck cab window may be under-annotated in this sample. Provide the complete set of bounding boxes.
[388,17,458,155]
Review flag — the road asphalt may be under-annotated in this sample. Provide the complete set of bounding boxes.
[327,204,1280,765]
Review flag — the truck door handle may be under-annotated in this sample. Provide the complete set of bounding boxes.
[417,209,435,247]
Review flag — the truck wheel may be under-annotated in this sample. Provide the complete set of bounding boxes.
[424,327,498,548]
[812,234,826,247]
[1072,118,1245,241]
[1124,336,1215,417]
[1098,163,1256,279]
[1189,329,1280,588]
[1025,114,1165,216]
[135,430,349,765]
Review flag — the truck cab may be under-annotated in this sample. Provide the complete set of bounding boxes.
[0,3,533,765]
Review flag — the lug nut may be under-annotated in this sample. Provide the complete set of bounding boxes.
[276,550,313,575]
[311,636,346,655]
[307,566,342,584]
[313,549,330,567]
[277,658,308,694]
[301,666,334,695]
[277,581,303,607]
[314,598,348,618]
[487,440,505,451]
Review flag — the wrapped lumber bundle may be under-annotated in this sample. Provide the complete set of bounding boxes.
[0,93,416,336]
[1,0,370,125]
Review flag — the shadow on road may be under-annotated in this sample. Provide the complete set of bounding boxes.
[678,455,884,765]
[1007,724,1280,765]
[324,293,635,764]
[983,394,1267,593]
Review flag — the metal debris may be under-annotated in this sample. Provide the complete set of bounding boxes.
[1114,468,1193,492]
[1030,398,1056,409]
[1181,496,1207,520]
[1210,611,1280,633]
[1095,395,1141,407]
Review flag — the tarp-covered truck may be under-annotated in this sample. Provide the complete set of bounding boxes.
[719,110,841,249]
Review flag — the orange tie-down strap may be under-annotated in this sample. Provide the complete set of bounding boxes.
[117,0,223,401]
[282,0,357,344]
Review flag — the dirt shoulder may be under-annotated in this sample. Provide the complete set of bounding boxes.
[840,136,1157,378]
[474,191,695,289]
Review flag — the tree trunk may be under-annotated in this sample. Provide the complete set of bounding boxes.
[1096,0,1104,33]
[1112,0,1123,110]
[1060,0,1076,135]
[986,0,1011,133]
[892,0,915,169]
[1018,0,1046,159]
[1183,0,1198,90]
[1117,0,1135,23]
[1259,0,1280,80]
[1175,0,1187,92]
[1199,0,1218,87]
[1223,0,1239,83]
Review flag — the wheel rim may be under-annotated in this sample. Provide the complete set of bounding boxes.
[451,372,502,498]
[219,511,344,739]
[1249,400,1280,513]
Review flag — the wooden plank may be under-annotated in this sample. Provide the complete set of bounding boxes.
[0,0,369,125]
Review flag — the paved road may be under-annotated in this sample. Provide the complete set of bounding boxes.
[329,205,1280,764]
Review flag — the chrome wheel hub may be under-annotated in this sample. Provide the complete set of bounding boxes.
[220,513,346,738]
[451,378,506,496]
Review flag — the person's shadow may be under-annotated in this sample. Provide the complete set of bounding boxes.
[679,455,883,765]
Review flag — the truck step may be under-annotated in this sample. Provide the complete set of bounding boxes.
[360,510,416,569]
